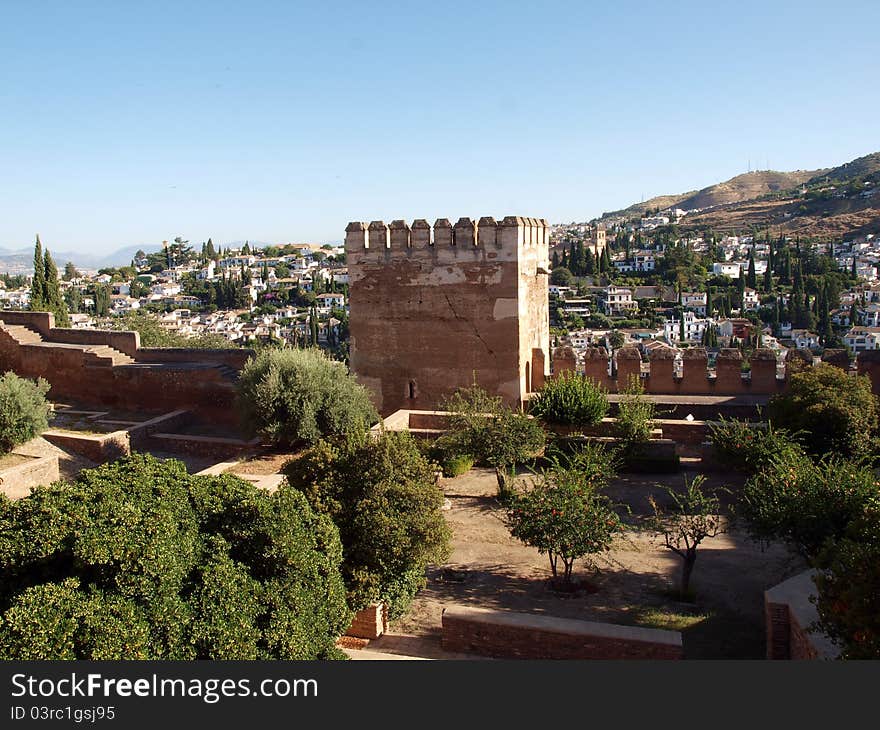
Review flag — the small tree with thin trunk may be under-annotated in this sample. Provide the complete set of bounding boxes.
[648,475,727,598]
[506,447,622,589]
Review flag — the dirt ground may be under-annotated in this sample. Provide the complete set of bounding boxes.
[391,466,805,659]
[225,450,300,476]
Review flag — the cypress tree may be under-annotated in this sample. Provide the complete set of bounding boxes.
[574,241,586,277]
[746,248,757,289]
[763,264,772,293]
[551,250,559,269]
[43,250,70,327]
[207,238,216,259]
[849,300,858,326]
[31,235,46,311]
[310,305,319,345]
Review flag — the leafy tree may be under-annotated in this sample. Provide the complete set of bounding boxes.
[738,451,878,559]
[92,284,110,317]
[506,447,622,588]
[0,454,351,659]
[648,475,727,596]
[62,262,79,281]
[0,372,51,453]
[442,384,545,497]
[284,433,450,617]
[237,348,377,446]
[746,249,757,289]
[813,505,880,659]
[43,250,69,327]
[550,267,574,287]
[768,364,878,459]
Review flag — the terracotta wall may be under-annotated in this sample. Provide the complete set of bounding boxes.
[441,606,683,660]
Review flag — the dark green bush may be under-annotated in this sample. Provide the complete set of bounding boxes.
[529,371,609,427]
[284,432,451,618]
[441,454,474,477]
[768,364,878,460]
[0,454,350,659]
[615,375,656,449]
[709,418,804,474]
[236,348,377,446]
[0,372,50,453]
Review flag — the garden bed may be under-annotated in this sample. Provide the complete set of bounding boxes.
[391,466,799,659]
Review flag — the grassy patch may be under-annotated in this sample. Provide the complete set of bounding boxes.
[632,607,708,632]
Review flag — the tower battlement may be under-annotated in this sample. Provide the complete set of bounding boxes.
[345,217,549,264]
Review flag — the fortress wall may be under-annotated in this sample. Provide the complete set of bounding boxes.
[0,311,242,424]
[562,347,880,397]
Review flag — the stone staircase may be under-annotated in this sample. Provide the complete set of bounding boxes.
[3,323,43,344]
[215,364,240,382]
[1,322,134,367]
[83,344,135,367]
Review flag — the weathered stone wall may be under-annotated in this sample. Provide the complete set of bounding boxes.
[0,311,245,424]
[346,216,549,415]
[0,454,60,500]
[441,606,683,659]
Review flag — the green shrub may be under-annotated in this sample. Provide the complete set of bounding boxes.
[284,432,451,618]
[0,454,350,660]
[709,418,804,474]
[236,348,377,446]
[768,364,878,460]
[0,372,51,453]
[442,385,546,470]
[529,372,609,427]
[615,375,656,449]
[738,450,879,559]
[440,454,474,477]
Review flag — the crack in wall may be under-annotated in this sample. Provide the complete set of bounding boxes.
[443,293,499,365]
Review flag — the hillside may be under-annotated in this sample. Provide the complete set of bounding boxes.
[598,151,880,240]
[602,169,823,221]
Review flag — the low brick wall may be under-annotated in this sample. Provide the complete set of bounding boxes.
[0,453,60,500]
[148,432,259,459]
[135,348,254,370]
[345,604,388,640]
[441,606,683,659]
[765,570,838,660]
[42,429,130,463]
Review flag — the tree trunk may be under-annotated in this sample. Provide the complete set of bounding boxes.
[681,551,696,596]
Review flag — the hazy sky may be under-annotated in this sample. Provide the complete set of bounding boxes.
[2,1,878,254]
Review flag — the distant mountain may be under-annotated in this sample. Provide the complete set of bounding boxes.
[602,169,825,221]
[595,151,880,240]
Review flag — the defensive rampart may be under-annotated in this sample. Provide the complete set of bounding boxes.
[0,311,254,424]
[557,345,880,396]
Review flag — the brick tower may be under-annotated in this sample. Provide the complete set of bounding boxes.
[345,216,550,415]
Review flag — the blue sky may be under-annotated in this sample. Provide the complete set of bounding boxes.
[1,1,878,254]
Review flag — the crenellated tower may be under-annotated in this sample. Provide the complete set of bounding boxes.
[345,216,550,415]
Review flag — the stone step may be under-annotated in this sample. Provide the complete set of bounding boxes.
[3,324,44,343]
